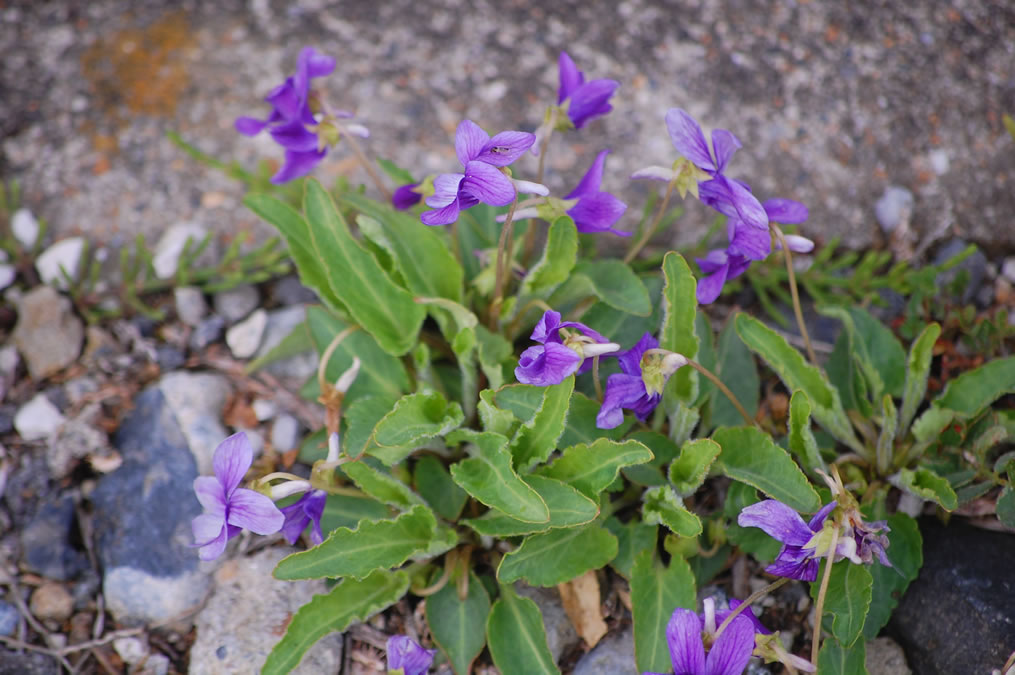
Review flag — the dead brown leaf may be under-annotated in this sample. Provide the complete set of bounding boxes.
[557,570,608,648]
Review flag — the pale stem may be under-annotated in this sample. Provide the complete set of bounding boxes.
[333,120,392,202]
[489,193,519,330]
[593,354,604,402]
[811,527,840,665]
[687,359,757,427]
[771,224,820,368]
[317,325,361,394]
[624,180,675,264]
[522,116,556,266]
[713,577,789,641]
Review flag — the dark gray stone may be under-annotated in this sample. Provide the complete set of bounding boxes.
[189,315,225,351]
[933,238,987,305]
[0,601,18,637]
[270,275,317,306]
[155,345,186,371]
[572,627,637,675]
[889,518,1015,675]
[91,385,213,624]
[0,651,60,675]
[19,493,89,581]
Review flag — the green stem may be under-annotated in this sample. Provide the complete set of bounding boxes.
[489,194,519,330]
[624,180,675,264]
[713,577,789,641]
[687,359,756,427]
[811,527,840,664]
[771,224,819,368]
[521,123,556,267]
[334,120,392,202]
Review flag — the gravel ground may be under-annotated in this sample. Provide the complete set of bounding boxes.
[2,0,1014,256]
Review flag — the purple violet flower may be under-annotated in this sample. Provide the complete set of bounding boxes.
[279,488,327,546]
[557,51,620,129]
[191,433,284,561]
[515,310,618,386]
[564,150,629,236]
[596,334,688,429]
[387,635,436,675]
[421,120,537,226]
[392,182,423,210]
[642,601,756,675]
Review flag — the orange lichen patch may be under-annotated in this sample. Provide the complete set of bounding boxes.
[81,10,194,118]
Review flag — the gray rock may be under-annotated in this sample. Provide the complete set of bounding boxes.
[254,305,318,382]
[174,286,209,326]
[252,398,278,422]
[0,651,60,675]
[874,186,914,234]
[189,548,343,675]
[270,413,301,454]
[46,405,113,478]
[35,236,86,288]
[889,518,1015,675]
[11,207,40,250]
[20,494,89,581]
[112,636,149,665]
[0,601,18,637]
[12,285,83,379]
[156,345,186,371]
[515,584,579,663]
[63,375,99,406]
[0,264,16,292]
[91,384,214,625]
[14,393,65,441]
[1001,257,1015,285]
[158,371,230,475]
[213,283,260,323]
[138,653,170,675]
[226,308,267,359]
[572,627,637,675]
[270,275,317,306]
[866,637,911,675]
[152,222,211,279]
[934,238,987,305]
[190,315,226,351]
[0,346,17,403]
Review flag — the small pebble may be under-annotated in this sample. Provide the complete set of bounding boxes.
[14,393,66,441]
[30,582,74,623]
[214,284,260,323]
[113,636,150,665]
[1001,257,1015,284]
[190,315,225,350]
[0,600,18,636]
[0,264,16,291]
[929,148,950,175]
[11,207,40,249]
[252,398,277,422]
[35,236,86,288]
[174,286,208,327]
[874,186,914,233]
[156,346,186,372]
[226,309,268,359]
[271,414,301,453]
[152,223,209,279]
[270,275,317,305]
[140,653,171,675]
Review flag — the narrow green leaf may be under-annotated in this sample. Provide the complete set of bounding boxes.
[864,513,922,639]
[497,524,618,586]
[448,431,549,523]
[319,493,390,533]
[713,426,821,513]
[910,406,954,444]
[897,467,958,510]
[414,455,468,521]
[487,585,561,675]
[668,438,721,497]
[606,518,659,579]
[509,375,574,471]
[273,506,436,580]
[630,550,696,674]
[810,561,872,646]
[997,486,1015,528]
[899,322,940,435]
[426,572,491,675]
[816,639,868,675]
[342,460,426,511]
[373,391,464,447]
[476,326,513,391]
[642,486,703,537]
[538,438,654,499]
[574,260,651,316]
[735,313,862,453]
[820,306,907,398]
[262,570,409,675]
[712,320,759,428]
[788,391,827,477]
[875,394,898,475]
[302,179,425,355]
[933,355,1015,418]
[521,216,578,295]
[660,252,700,403]
[464,475,598,537]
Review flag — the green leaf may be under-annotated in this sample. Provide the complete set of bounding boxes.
[456,203,501,282]
[820,305,907,398]
[735,313,862,453]
[521,216,578,295]
[659,252,700,403]
[642,485,703,537]
[810,561,872,647]
[509,375,574,471]
[448,431,549,523]
[426,571,491,675]
[538,438,654,499]
[623,431,681,487]
[910,405,954,444]
[495,386,628,448]
[487,585,561,675]
[668,438,722,497]
[478,388,518,436]
[498,524,618,586]
[375,157,415,185]
[713,426,821,513]
[605,518,658,579]
[341,192,464,303]
[827,328,873,419]
[723,481,783,562]
[476,326,513,391]
[711,320,760,428]
[875,394,898,475]
[630,550,696,674]
[244,318,313,374]
[464,475,598,537]
[319,493,390,533]
[262,570,409,675]
[373,391,464,447]
[574,260,651,316]
[897,467,958,510]
[342,460,425,511]
[302,179,425,355]
[579,276,663,349]
[933,355,1015,418]
[414,455,468,521]
[864,513,922,639]
[997,486,1015,528]
[817,639,868,675]
[341,394,400,459]
[273,506,436,580]
[788,391,827,477]
[899,322,941,435]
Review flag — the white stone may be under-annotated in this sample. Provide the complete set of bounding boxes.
[14,394,65,441]
[0,265,15,291]
[254,306,318,381]
[251,398,277,421]
[139,653,170,675]
[1001,257,1015,284]
[213,283,260,323]
[226,309,268,359]
[113,636,149,665]
[173,286,208,327]
[874,185,914,233]
[270,414,300,453]
[152,223,208,279]
[11,208,40,249]
[35,236,86,288]
[929,149,950,175]
[158,371,230,475]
